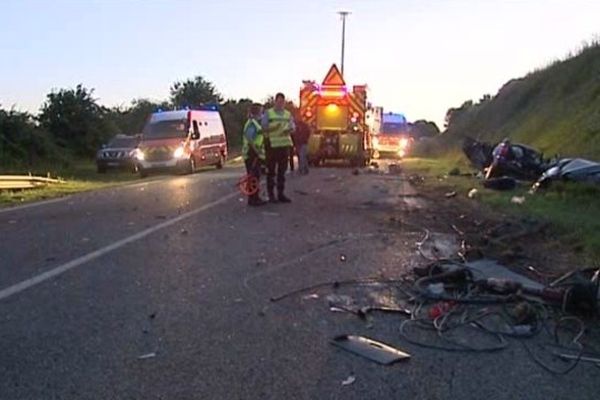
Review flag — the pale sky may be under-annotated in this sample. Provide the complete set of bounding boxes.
[1,0,599,128]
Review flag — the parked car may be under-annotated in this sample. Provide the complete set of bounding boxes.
[96,134,141,173]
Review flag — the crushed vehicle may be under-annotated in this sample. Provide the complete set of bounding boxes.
[462,137,549,180]
[533,158,600,190]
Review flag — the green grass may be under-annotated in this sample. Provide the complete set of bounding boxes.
[0,160,140,207]
[402,156,600,262]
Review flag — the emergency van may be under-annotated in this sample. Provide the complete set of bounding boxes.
[372,112,411,159]
[135,106,227,177]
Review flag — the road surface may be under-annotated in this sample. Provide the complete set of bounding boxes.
[1,164,598,399]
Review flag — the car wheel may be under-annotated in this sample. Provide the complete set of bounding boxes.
[216,154,224,169]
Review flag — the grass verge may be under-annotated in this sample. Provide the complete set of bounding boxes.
[402,156,600,262]
[0,161,140,207]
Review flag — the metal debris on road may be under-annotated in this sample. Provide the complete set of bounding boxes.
[339,254,347,262]
[445,191,457,198]
[331,335,411,365]
[138,352,156,360]
[467,188,479,199]
[341,376,356,386]
[302,293,319,300]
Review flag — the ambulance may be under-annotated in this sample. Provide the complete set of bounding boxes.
[135,106,227,177]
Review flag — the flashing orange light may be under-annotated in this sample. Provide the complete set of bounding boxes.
[320,89,346,98]
[325,103,340,114]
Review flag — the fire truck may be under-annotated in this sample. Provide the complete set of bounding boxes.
[299,64,372,167]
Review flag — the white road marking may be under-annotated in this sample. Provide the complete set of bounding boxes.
[0,196,68,215]
[0,191,238,301]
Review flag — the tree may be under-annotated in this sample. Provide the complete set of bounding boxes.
[108,98,170,134]
[38,84,117,157]
[170,76,223,108]
[0,107,57,166]
[410,120,440,138]
[220,98,253,149]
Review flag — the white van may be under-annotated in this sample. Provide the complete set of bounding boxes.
[135,106,228,177]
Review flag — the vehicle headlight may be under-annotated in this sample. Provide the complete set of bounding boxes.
[132,149,145,161]
[399,138,409,149]
[173,146,185,159]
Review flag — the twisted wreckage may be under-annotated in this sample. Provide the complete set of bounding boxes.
[462,137,600,189]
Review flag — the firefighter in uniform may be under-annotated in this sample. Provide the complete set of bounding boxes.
[242,103,267,206]
[262,93,295,203]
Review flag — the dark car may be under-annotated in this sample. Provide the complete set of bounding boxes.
[462,137,549,180]
[96,135,141,173]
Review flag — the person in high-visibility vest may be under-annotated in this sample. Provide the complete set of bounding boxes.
[261,92,295,203]
[242,103,267,206]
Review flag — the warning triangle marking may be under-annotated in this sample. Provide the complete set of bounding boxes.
[322,64,346,86]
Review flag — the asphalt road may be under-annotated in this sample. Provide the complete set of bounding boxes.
[1,163,598,399]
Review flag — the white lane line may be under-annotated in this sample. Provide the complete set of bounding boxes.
[0,191,239,301]
[0,197,69,215]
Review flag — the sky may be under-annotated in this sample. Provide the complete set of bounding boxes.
[1,0,599,128]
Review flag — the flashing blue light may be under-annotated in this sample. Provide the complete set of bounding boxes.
[197,104,219,111]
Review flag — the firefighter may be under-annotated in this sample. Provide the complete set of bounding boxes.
[262,93,295,203]
[242,103,267,206]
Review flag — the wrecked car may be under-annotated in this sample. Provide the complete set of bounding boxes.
[533,158,600,190]
[462,137,549,180]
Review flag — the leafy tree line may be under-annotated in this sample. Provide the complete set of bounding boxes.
[0,76,262,168]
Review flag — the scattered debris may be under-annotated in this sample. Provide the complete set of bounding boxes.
[331,335,411,365]
[388,164,402,175]
[341,376,356,386]
[450,224,464,236]
[445,191,457,198]
[339,254,347,262]
[138,352,156,360]
[180,229,188,235]
[511,196,526,205]
[302,293,319,300]
[467,188,479,199]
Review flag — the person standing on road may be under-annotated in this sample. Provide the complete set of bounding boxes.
[242,104,267,207]
[294,117,311,175]
[262,93,295,203]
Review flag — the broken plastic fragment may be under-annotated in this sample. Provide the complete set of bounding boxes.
[331,335,410,365]
[341,376,356,386]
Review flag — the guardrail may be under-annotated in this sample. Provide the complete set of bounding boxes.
[0,175,65,190]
